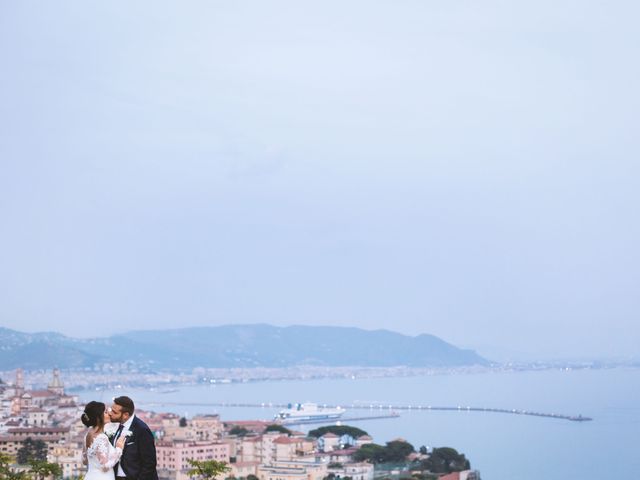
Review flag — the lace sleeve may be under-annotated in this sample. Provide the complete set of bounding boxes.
[94,434,122,470]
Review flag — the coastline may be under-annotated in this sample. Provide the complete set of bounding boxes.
[3,362,637,392]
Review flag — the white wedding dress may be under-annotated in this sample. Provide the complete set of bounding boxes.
[83,433,122,480]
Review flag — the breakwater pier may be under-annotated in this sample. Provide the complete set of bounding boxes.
[140,400,592,423]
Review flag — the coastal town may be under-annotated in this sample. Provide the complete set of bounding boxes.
[0,370,479,480]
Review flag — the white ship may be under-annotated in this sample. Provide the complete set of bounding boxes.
[274,403,345,424]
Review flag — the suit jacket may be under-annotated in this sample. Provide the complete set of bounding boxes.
[117,416,159,480]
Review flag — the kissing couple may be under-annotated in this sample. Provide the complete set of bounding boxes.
[81,396,158,480]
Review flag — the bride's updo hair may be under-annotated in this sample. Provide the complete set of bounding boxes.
[81,401,106,428]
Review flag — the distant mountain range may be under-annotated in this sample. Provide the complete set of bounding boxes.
[0,324,489,370]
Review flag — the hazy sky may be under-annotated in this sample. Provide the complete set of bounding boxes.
[1,1,638,361]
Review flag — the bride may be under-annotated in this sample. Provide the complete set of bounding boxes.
[81,401,126,480]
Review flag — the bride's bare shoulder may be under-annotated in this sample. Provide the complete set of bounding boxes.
[85,431,108,449]
[85,431,95,449]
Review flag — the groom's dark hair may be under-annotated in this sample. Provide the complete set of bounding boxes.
[114,395,135,415]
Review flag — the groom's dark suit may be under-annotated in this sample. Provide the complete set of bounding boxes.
[113,416,158,480]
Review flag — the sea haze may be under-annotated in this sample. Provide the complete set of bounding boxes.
[0,325,488,369]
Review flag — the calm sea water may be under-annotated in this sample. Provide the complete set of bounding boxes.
[78,368,640,480]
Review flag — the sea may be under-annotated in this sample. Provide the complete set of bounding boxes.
[76,367,640,480]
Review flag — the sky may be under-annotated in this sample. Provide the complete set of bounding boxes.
[1,1,638,362]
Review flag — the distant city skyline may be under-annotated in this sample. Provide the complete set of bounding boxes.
[1,1,639,362]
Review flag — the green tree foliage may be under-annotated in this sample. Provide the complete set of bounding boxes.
[383,440,415,462]
[420,447,470,474]
[353,440,415,464]
[16,438,48,464]
[228,426,250,437]
[186,459,230,480]
[308,425,369,439]
[411,473,438,480]
[0,453,27,480]
[0,453,12,469]
[27,459,63,480]
[246,475,259,480]
[353,444,387,463]
[324,475,353,480]
[180,417,188,427]
[264,424,292,435]
[0,454,62,480]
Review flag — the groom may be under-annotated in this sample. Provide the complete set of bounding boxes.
[109,396,159,480]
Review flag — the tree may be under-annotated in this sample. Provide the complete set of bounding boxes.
[383,440,415,462]
[27,459,63,480]
[186,459,230,480]
[0,453,27,480]
[0,453,12,469]
[420,447,470,474]
[353,440,415,464]
[411,473,438,480]
[264,424,292,435]
[180,417,188,427]
[353,444,386,463]
[228,426,249,437]
[308,425,368,439]
[16,438,48,464]
[418,446,428,455]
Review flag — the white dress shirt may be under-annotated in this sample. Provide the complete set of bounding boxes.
[116,414,135,477]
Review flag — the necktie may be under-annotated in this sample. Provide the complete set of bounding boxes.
[113,424,124,474]
[113,424,124,445]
